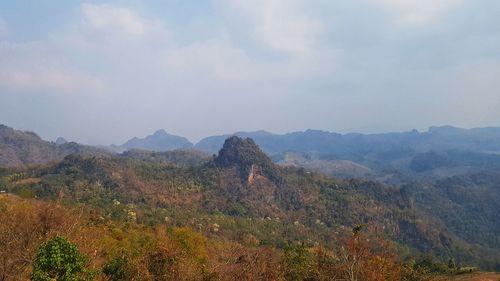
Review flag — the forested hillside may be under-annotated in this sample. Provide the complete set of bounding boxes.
[0,125,108,167]
[1,125,499,280]
[1,135,499,280]
[195,127,500,181]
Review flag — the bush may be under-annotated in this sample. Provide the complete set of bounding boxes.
[103,255,131,281]
[282,243,315,281]
[30,236,95,281]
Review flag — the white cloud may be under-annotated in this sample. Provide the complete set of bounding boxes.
[0,66,104,95]
[223,0,323,56]
[1,1,499,143]
[76,3,170,46]
[80,3,157,38]
[0,41,105,95]
[0,2,330,102]
[375,0,461,26]
[0,3,166,96]
[162,38,259,81]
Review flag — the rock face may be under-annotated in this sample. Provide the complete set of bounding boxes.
[121,129,193,152]
[247,164,263,185]
[213,136,287,216]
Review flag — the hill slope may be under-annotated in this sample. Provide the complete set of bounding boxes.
[0,124,107,167]
[2,136,499,270]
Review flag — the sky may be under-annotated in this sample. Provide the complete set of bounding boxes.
[1,0,499,145]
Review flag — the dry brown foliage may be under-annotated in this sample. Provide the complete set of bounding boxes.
[208,241,282,281]
[0,195,82,280]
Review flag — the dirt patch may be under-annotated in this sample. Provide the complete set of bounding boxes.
[15,177,41,185]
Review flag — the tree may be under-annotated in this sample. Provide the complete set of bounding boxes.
[0,199,79,280]
[336,226,402,281]
[30,236,95,281]
[282,243,315,281]
[338,232,370,281]
[447,258,456,271]
[103,255,131,281]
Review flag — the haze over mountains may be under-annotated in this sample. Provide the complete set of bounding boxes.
[4,124,500,181]
[1,124,500,274]
[2,1,499,278]
[116,125,500,154]
[114,125,500,181]
[120,129,193,152]
[0,124,106,167]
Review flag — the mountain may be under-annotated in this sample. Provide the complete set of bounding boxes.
[195,126,500,180]
[2,132,500,278]
[3,137,416,239]
[403,171,500,270]
[6,124,500,180]
[214,136,278,181]
[196,126,500,155]
[0,124,107,167]
[121,129,193,151]
[195,130,275,153]
[55,137,68,145]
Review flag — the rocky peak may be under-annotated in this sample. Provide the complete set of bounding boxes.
[214,136,278,182]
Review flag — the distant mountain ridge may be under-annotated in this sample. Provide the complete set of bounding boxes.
[5,124,500,179]
[0,124,108,167]
[196,126,500,155]
[191,126,500,180]
[111,126,500,156]
[120,129,193,152]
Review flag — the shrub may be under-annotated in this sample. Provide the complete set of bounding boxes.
[30,236,95,281]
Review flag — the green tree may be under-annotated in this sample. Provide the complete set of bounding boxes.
[282,243,315,281]
[103,255,131,281]
[30,236,95,281]
[447,258,456,271]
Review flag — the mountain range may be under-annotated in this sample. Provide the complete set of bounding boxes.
[4,124,500,181]
[72,125,500,181]
[1,123,500,275]
[118,126,500,158]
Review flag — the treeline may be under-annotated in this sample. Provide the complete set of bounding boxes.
[0,195,469,281]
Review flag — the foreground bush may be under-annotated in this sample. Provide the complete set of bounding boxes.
[31,236,95,281]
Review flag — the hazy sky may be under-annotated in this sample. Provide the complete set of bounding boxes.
[1,0,499,144]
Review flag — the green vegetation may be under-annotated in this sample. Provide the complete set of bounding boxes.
[214,136,279,181]
[0,133,499,280]
[282,243,315,281]
[31,236,95,281]
[0,124,106,167]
